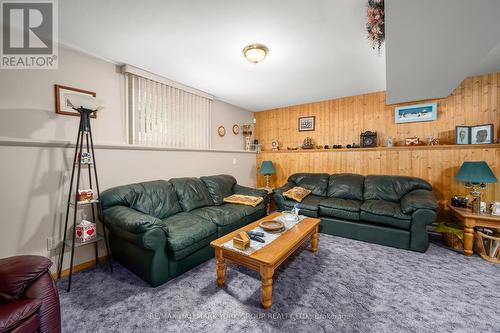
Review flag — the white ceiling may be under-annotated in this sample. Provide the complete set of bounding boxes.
[59,0,386,111]
[385,0,500,104]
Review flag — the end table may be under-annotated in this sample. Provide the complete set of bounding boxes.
[448,204,500,256]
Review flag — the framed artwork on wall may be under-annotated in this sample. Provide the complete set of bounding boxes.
[470,124,494,144]
[55,84,97,118]
[394,102,437,124]
[217,125,226,137]
[455,126,470,145]
[298,116,315,131]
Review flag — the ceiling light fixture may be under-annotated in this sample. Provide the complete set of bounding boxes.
[242,43,269,64]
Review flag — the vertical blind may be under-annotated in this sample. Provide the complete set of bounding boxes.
[128,74,212,149]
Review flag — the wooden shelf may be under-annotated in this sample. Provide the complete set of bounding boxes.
[259,143,500,154]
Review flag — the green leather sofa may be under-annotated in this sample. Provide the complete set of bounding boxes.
[273,173,438,252]
[100,175,268,287]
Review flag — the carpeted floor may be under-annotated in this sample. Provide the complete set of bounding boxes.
[58,234,500,333]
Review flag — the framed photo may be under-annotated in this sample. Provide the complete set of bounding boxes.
[217,125,226,137]
[455,126,470,145]
[470,124,494,144]
[55,84,97,118]
[298,116,315,131]
[395,102,437,124]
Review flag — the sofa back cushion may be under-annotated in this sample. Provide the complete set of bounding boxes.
[287,173,330,196]
[327,173,365,200]
[200,175,237,205]
[363,175,432,202]
[170,177,214,212]
[100,180,181,219]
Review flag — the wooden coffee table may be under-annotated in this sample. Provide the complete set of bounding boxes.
[210,212,320,309]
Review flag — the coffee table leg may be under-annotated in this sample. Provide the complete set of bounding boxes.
[215,248,226,286]
[310,226,319,253]
[463,224,474,256]
[260,265,274,309]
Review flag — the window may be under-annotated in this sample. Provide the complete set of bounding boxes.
[125,66,212,149]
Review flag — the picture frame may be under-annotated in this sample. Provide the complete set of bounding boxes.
[298,116,315,131]
[55,84,97,118]
[470,124,494,144]
[217,125,226,137]
[455,126,471,145]
[395,102,437,124]
[232,124,240,135]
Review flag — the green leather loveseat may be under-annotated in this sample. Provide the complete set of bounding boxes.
[100,175,268,287]
[273,173,438,252]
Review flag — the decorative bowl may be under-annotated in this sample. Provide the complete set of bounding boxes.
[259,220,285,232]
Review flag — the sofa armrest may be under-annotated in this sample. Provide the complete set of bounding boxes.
[103,206,162,234]
[401,189,438,215]
[272,182,295,195]
[0,255,52,303]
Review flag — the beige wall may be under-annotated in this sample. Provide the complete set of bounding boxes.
[0,47,256,272]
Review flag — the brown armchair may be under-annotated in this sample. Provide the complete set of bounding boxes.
[0,255,61,333]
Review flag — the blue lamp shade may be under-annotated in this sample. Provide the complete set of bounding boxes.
[455,161,497,184]
[259,160,276,175]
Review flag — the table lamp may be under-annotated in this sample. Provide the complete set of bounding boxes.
[455,161,497,213]
[259,160,276,190]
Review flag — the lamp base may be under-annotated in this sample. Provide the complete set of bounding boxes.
[264,174,271,190]
[471,196,480,214]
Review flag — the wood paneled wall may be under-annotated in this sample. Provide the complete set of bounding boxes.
[254,73,499,150]
[254,72,500,208]
[256,145,500,207]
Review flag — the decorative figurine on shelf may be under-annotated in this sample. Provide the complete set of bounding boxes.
[386,137,394,147]
[301,137,314,149]
[427,135,440,146]
[242,125,253,151]
[77,189,94,202]
[79,152,92,164]
[405,137,421,146]
[271,139,280,151]
[360,131,377,147]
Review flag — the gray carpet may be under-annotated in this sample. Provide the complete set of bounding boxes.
[58,234,500,333]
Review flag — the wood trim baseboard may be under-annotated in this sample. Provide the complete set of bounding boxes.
[52,255,109,280]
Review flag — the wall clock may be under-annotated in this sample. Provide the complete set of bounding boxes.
[218,126,226,137]
[232,124,240,135]
[360,131,377,147]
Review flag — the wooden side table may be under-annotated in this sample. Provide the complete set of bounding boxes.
[258,187,276,214]
[448,205,500,256]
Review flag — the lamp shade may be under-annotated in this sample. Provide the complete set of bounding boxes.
[455,161,497,184]
[259,160,276,175]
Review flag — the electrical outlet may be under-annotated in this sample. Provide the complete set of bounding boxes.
[47,236,58,251]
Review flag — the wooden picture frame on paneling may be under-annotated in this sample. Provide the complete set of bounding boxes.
[470,124,494,144]
[455,126,471,145]
[55,84,97,118]
[298,116,315,131]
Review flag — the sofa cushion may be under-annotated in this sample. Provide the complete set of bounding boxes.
[190,205,246,227]
[288,173,330,196]
[170,177,214,212]
[200,175,236,205]
[363,175,432,202]
[100,180,182,219]
[161,212,217,260]
[327,173,365,200]
[224,203,266,217]
[360,200,412,230]
[319,197,362,221]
